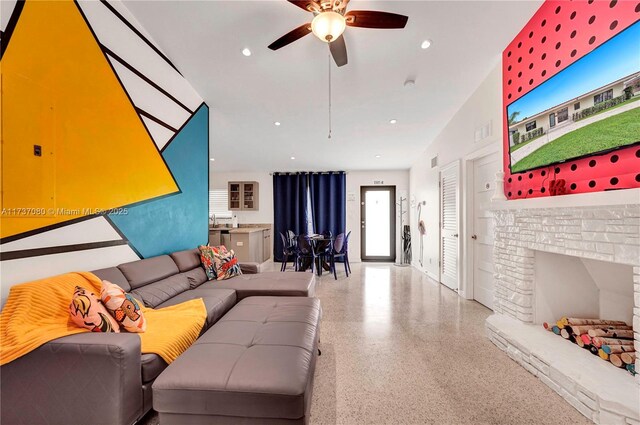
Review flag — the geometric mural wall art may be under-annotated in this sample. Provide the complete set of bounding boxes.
[109,104,210,258]
[502,1,640,199]
[0,0,208,267]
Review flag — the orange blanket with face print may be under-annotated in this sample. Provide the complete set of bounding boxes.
[0,272,206,365]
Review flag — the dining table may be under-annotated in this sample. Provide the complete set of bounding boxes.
[298,234,334,276]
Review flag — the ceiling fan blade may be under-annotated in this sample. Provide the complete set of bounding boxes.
[287,1,320,13]
[329,35,348,67]
[268,23,312,51]
[345,10,408,29]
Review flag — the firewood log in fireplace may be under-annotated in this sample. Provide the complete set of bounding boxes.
[579,334,592,346]
[589,346,599,356]
[575,335,586,348]
[567,324,633,336]
[591,337,634,348]
[598,349,610,361]
[587,328,634,339]
[609,354,626,368]
[626,363,636,375]
[601,344,635,355]
[559,328,576,342]
[620,352,636,365]
[557,317,628,329]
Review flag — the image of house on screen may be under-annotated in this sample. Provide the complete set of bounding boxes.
[509,72,639,150]
[507,20,640,173]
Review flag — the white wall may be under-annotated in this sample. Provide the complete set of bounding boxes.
[409,61,504,290]
[210,171,273,225]
[346,170,409,263]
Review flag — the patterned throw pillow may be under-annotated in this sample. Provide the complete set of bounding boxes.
[69,286,120,333]
[100,280,147,333]
[198,245,228,280]
[213,248,242,280]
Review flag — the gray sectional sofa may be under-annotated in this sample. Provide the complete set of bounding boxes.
[0,248,319,425]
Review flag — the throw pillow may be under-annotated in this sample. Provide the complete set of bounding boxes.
[213,248,242,280]
[69,286,120,333]
[198,245,228,280]
[100,280,147,333]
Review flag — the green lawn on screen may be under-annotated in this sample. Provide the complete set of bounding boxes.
[511,107,640,173]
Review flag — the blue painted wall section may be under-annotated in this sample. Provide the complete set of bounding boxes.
[110,104,209,257]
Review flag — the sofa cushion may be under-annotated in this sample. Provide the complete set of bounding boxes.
[156,288,237,329]
[118,256,179,289]
[152,297,321,421]
[92,267,131,292]
[131,274,190,308]
[170,249,201,272]
[211,271,315,300]
[101,280,147,333]
[69,286,120,333]
[141,353,167,383]
[183,268,207,289]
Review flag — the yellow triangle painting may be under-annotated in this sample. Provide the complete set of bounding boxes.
[0,0,179,239]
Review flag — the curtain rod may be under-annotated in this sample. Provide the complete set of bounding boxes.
[269,171,348,176]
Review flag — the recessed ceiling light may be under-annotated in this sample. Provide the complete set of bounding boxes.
[290,156,296,160]
[421,39,432,49]
[242,48,252,57]
[389,119,397,124]
[375,155,381,158]
[274,121,281,126]
[210,158,215,161]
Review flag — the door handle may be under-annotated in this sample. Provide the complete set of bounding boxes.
[453,233,459,238]
[471,235,477,240]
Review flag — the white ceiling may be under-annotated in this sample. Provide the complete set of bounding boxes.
[124,0,542,172]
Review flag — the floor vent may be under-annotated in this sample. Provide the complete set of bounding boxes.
[431,155,438,168]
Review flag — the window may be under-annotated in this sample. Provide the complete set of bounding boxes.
[574,102,580,110]
[549,113,556,128]
[209,190,232,220]
[525,121,537,132]
[557,107,569,123]
[594,89,613,104]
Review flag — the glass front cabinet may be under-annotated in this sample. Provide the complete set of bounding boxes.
[228,181,259,211]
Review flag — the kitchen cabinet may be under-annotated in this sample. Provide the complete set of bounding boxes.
[263,229,271,260]
[228,181,258,211]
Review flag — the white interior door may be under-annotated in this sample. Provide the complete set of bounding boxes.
[472,152,500,309]
[440,162,459,291]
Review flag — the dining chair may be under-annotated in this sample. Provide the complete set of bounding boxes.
[287,230,297,248]
[296,234,318,274]
[279,232,298,272]
[329,233,350,280]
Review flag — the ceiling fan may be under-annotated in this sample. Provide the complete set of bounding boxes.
[268,0,408,67]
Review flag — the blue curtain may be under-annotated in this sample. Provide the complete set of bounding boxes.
[273,173,309,262]
[309,172,346,238]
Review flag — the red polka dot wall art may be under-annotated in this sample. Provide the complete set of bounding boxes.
[502,1,640,199]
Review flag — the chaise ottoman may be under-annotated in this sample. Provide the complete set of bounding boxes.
[152,296,321,425]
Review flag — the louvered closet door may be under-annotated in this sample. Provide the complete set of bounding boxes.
[440,162,460,291]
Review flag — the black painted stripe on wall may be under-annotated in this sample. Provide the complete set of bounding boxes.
[98,0,183,76]
[0,0,26,59]
[103,46,193,114]
[136,108,179,133]
[1,240,128,261]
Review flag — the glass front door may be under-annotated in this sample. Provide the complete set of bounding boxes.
[360,186,396,262]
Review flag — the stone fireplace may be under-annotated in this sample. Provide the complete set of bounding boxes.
[486,192,640,424]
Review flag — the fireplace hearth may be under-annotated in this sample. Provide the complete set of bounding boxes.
[487,194,639,424]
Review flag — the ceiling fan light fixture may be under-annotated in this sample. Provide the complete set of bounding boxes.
[311,11,346,42]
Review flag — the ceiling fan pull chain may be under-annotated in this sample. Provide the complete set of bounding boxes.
[328,49,332,140]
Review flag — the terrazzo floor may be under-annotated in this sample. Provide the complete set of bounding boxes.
[141,262,591,425]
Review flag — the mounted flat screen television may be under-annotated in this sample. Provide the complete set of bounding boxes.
[507,21,640,174]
